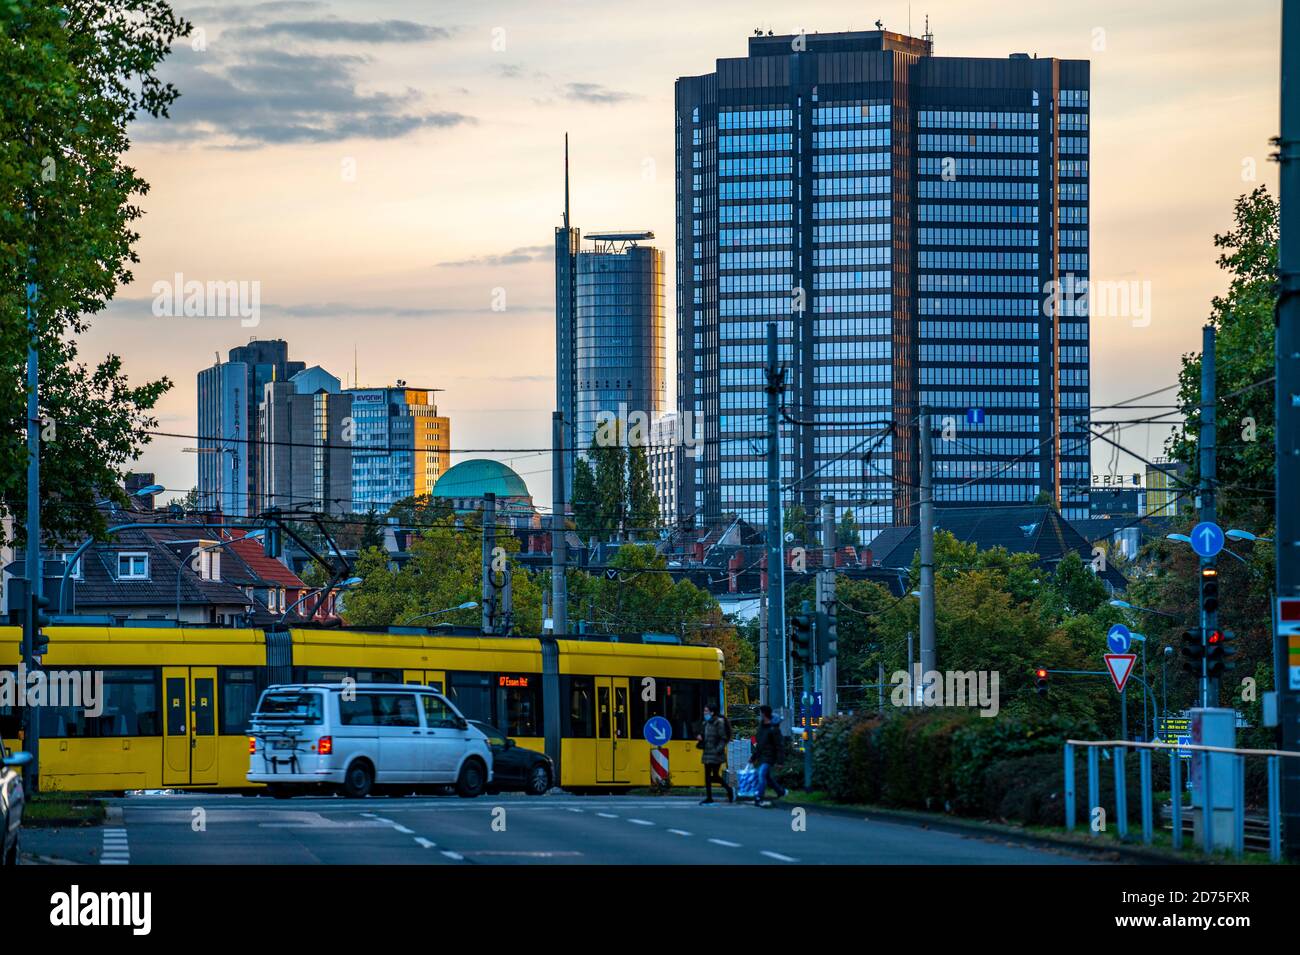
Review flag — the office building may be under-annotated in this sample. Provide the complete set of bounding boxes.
[348,384,451,511]
[556,142,668,493]
[675,28,1090,533]
[259,367,354,515]
[196,340,304,516]
[1145,459,1189,517]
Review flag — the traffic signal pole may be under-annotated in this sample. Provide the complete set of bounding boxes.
[1199,324,1218,707]
[818,494,837,716]
[918,408,936,698]
[765,322,787,725]
[23,190,42,794]
[1275,1,1300,860]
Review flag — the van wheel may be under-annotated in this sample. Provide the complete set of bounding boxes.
[524,765,552,796]
[456,759,487,798]
[342,760,374,798]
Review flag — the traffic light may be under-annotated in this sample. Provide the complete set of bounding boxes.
[263,508,283,559]
[790,601,814,664]
[1181,627,1205,676]
[1034,667,1049,697]
[30,591,52,658]
[1200,565,1219,614]
[815,605,838,662]
[1205,629,1237,678]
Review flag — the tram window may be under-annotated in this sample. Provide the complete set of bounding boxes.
[566,676,595,738]
[664,681,703,742]
[35,669,161,738]
[501,681,541,737]
[219,668,263,735]
[166,678,187,735]
[193,677,215,735]
[597,685,611,739]
[446,672,492,723]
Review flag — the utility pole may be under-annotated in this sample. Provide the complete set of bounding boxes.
[818,495,837,716]
[764,321,787,724]
[1199,325,1218,707]
[22,189,43,793]
[551,412,568,636]
[918,407,936,701]
[481,491,497,634]
[1274,0,1300,860]
[758,589,768,706]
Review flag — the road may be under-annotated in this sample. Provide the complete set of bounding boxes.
[23,792,1102,865]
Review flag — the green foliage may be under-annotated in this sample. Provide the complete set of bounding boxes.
[1167,185,1277,528]
[626,444,659,539]
[836,508,858,547]
[343,513,542,634]
[2,0,188,545]
[571,456,598,541]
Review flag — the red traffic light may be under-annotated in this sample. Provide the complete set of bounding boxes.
[1035,668,1047,679]
[1207,630,1223,645]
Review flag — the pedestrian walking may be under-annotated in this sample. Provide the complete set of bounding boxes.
[750,704,787,807]
[696,704,734,803]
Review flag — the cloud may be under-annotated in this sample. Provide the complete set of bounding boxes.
[226,17,451,44]
[137,46,472,147]
[182,1,326,24]
[106,296,549,319]
[560,82,638,105]
[437,245,553,268]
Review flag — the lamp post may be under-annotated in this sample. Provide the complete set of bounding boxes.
[281,577,363,623]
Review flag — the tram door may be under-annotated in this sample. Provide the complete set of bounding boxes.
[162,666,219,787]
[595,677,630,783]
[403,670,447,694]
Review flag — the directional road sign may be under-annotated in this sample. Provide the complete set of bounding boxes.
[643,716,672,746]
[1106,623,1132,654]
[1190,521,1225,559]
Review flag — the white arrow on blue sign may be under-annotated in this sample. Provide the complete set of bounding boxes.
[1106,623,1132,654]
[1190,521,1225,559]
[643,716,672,746]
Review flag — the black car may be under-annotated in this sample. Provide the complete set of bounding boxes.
[471,722,553,796]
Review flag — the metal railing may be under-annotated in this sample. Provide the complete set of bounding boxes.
[1063,738,1299,862]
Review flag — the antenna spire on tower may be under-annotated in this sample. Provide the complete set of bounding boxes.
[564,133,571,230]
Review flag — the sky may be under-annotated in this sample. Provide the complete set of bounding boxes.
[91,0,1283,508]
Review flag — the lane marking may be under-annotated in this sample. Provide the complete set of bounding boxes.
[100,827,130,865]
[667,829,692,836]
[708,838,742,848]
[596,812,618,819]
[761,850,797,862]
[414,837,437,849]
[441,850,464,861]
[628,818,654,826]
[392,825,414,835]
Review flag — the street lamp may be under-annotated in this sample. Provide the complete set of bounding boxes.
[94,483,165,509]
[1108,598,1179,619]
[401,601,479,625]
[1227,529,1273,543]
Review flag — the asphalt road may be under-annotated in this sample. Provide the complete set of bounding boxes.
[23,792,1102,865]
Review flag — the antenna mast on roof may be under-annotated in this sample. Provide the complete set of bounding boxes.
[563,133,570,230]
[923,14,934,50]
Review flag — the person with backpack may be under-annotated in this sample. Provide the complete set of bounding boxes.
[696,703,734,803]
[750,704,787,806]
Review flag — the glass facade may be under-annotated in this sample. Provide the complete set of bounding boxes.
[676,32,1090,533]
[348,387,450,511]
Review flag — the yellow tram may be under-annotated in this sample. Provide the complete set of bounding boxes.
[0,624,724,793]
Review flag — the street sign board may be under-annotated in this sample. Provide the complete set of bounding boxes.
[643,716,672,746]
[1104,653,1137,693]
[1106,623,1132,654]
[1190,521,1225,559]
[1278,597,1300,691]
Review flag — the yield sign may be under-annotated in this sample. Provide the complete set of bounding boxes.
[1104,653,1137,693]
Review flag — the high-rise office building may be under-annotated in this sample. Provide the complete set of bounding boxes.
[675,29,1090,534]
[197,339,305,516]
[259,367,354,515]
[347,384,451,511]
[555,142,668,495]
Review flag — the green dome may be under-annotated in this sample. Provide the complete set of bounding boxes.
[433,459,530,499]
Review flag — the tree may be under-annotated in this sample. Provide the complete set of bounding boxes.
[626,444,659,540]
[2,1,187,545]
[784,504,808,543]
[1167,186,1277,528]
[836,508,859,548]
[342,513,542,633]
[591,440,627,541]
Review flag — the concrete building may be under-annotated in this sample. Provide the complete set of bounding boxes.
[675,29,1090,534]
[259,366,353,515]
[196,340,304,516]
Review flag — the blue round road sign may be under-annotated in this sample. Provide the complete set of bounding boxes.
[1190,521,1225,559]
[1107,623,1132,654]
[643,716,672,746]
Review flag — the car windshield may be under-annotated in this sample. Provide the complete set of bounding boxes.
[257,692,323,724]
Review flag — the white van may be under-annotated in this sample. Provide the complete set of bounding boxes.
[247,683,492,798]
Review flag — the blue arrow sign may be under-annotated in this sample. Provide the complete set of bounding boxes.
[643,716,672,746]
[1107,623,1132,654]
[1190,521,1225,559]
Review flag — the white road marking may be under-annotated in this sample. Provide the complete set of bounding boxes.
[761,850,797,862]
[414,837,437,849]
[100,828,129,865]
[628,818,654,826]
[566,807,584,813]
[708,838,742,848]
[392,825,414,835]
[596,812,618,819]
[441,850,464,861]
[667,829,692,836]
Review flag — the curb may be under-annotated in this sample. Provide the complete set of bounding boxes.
[787,798,1194,864]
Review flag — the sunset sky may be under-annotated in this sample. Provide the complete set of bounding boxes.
[93,0,1283,506]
